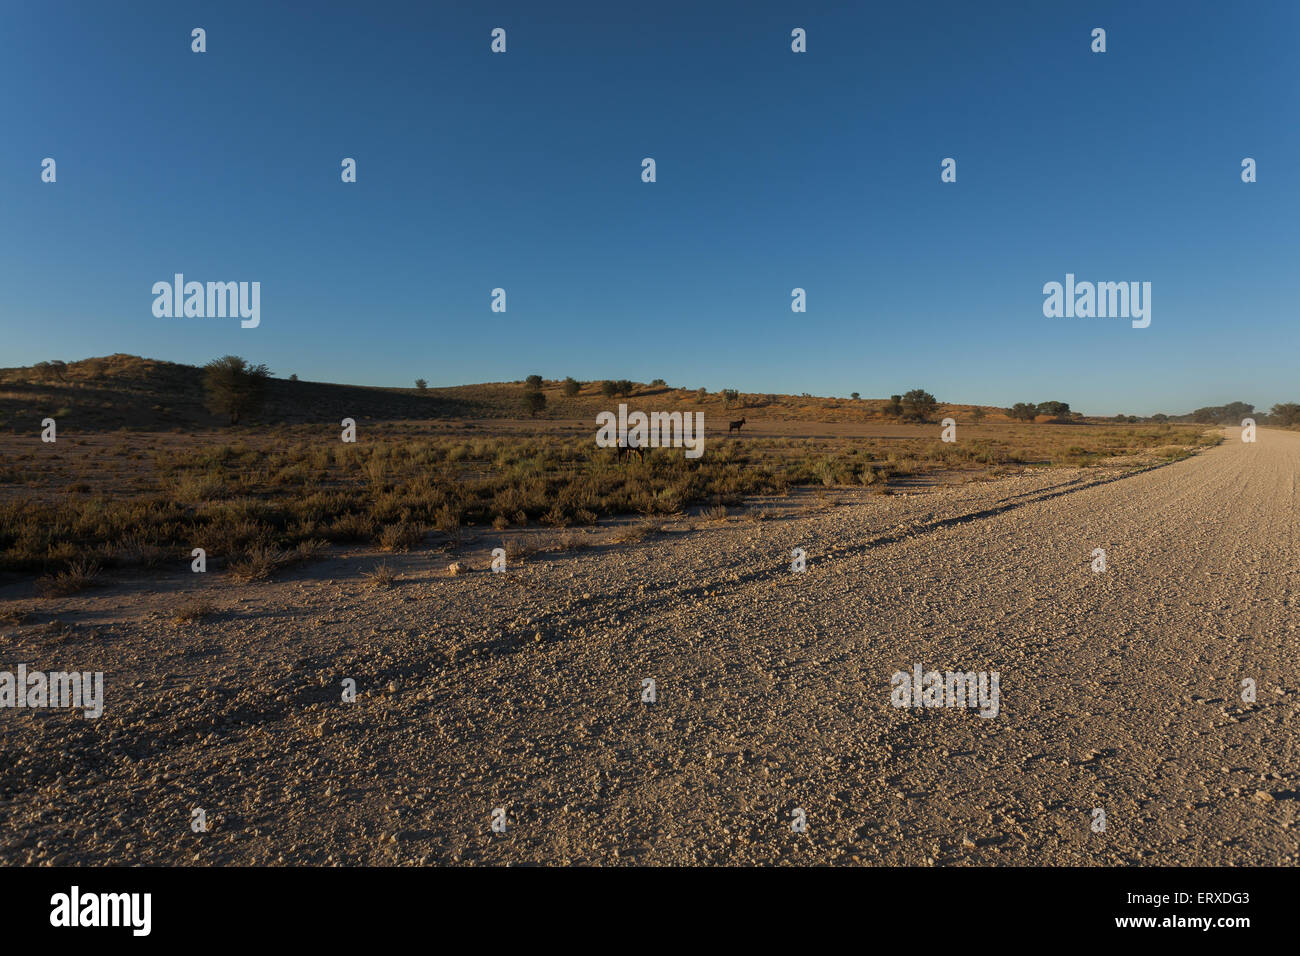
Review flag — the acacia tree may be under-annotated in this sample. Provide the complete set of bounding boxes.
[1270,402,1300,426]
[523,390,546,417]
[900,388,938,422]
[203,356,270,425]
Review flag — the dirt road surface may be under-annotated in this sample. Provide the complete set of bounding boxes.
[2,427,1296,865]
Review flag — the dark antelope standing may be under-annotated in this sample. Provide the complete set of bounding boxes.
[617,440,645,464]
[729,417,747,434]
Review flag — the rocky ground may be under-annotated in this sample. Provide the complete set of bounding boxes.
[1,427,1296,865]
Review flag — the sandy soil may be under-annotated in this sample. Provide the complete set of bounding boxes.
[1,427,1296,866]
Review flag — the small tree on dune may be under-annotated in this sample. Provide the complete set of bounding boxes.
[203,355,270,425]
[900,389,938,422]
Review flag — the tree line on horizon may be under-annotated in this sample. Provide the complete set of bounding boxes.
[17,356,1296,430]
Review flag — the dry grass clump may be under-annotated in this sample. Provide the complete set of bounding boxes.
[613,519,663,543]
[552,530,591,551]
[229,539,327,582]
[378,522,423,552]
[37,558,101,597]
[502,537,534,562]
[362,563,396,589]
[173,600,216,624]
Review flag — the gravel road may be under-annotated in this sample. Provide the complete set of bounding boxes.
[2,426,1296,865]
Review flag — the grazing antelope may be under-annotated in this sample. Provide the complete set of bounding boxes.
[729,417,747,434]
[617,436,645,464]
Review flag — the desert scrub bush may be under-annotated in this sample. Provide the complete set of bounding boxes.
[327,512,375,542]
[362,563,396,589]
[613,518,662,543]
[228,544,286,582]
[502,537,533,562]
[813,457,839,487]
[113,532,170,568]
[37,558,101,597]
[159,470,229,503]
[703,504,729,522]
[379,522,423,552]
[434,503,462,541]
[552,530,590,551]
[173,600,216,625]
[228,539,325,582]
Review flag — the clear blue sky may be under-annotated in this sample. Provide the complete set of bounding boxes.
[2,0,1296,416]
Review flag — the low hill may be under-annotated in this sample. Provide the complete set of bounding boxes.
[1,353,1017,432]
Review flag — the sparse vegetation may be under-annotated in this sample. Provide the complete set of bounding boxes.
[173,599,216,624]
[37,558,101,597]
[0,356,1222,579]
[203,356,270,425]
[523,389,546,417]
[900,389,939,422]
[362,563,396,589]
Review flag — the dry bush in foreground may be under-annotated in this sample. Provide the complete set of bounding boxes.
[362,563,396,589]
[173,600,216,624]
[229,540,326,582]
[613,519,663,543]
[37,559,101,597]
